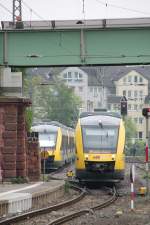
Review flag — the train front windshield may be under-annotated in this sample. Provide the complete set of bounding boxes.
[82,126,118,153]
[39,132,57,148]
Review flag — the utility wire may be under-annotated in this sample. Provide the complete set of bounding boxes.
[0,2,12,16]
[0,1,28,27]
[95,0,150,16]
[22,0,47,21]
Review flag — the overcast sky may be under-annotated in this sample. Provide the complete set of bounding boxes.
[0,0,150,22]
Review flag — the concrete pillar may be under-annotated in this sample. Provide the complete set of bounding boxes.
[0,67,22,97]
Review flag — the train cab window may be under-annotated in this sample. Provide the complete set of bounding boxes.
[82,126,118,153]
[39,132,57,148]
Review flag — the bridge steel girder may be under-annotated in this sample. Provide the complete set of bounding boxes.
[0,27,150,67]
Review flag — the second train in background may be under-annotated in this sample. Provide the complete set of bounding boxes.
[31,121,75,173]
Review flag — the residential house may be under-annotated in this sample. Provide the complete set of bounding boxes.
[114,70,148,140]
[59,67,109,112]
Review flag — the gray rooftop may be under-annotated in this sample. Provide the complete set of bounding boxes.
[26,65,150,94]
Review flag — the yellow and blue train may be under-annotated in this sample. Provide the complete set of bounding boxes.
[31,121,75,172]
[75,112,125,183]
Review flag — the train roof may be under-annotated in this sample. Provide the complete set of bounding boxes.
[31,124,59,133]
[31,121,74,133]
[79,113,121,126]
[80,111,121,119]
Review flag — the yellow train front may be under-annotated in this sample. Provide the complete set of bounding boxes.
[31,122,75,172]
[75,112,125,183]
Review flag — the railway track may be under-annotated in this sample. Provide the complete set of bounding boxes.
[0,185,86,225]
[47,163,75,181]
[47,186,118,225]
[125,156,145,164]
[0,184,118,225]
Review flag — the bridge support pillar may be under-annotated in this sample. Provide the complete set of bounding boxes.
[0,67,22,97]
[0,97,31,181]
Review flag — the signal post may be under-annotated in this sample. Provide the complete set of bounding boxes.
[142,108,150,196]
[120,96,127,120]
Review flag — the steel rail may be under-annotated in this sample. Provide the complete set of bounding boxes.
[0,185,86,225]
[47,186,118,225]
[126,156,145,164]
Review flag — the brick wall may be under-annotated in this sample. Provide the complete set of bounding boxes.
[27,134,41,181]
[0,97,41,182]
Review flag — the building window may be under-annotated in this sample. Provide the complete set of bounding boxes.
[139,131,143,139]
[134,90,138,98]
[139,90,143,98]
[90,87,93,92]
[63,72,72,81]
[139,77,143,83]
[134,104,138,110]
[68,72,72,78]
[74,72,78,79]
[134,76,138,83]
[123,90,126,96]
[128,104,131,110]
[74,72,83,81]
[139,117,143,124]
[79,73,82,79]
[128,90,131,98]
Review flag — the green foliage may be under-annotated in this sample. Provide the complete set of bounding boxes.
[124,117,137,146]
[11,176,28,184]
[45,83,81,127]
[25,108,33,132]
[134,140,145,156]
[64,180,70,193]
[125,140,145,156]
[30,77,81,127]
[23,70,81,127]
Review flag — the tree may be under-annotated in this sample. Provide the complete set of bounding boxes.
[23,73,81,127]
[34,82,81,127]
[47,83,81,127]
[124,117,137,155]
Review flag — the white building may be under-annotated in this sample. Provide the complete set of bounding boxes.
[59,67,108,112]
[114,70,148,140]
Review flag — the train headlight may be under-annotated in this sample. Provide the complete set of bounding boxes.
[112,154,115,160]
[85,154,89,160]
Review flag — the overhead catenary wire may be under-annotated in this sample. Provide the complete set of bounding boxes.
[22,0,53,27]
[22,0,46,20]
[95,0,150,17]
[0,1,28,27]
[0,0,50,27]
[0,2,12,16]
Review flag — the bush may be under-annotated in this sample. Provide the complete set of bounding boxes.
[11,176,29,184]
[125,140,146,156]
